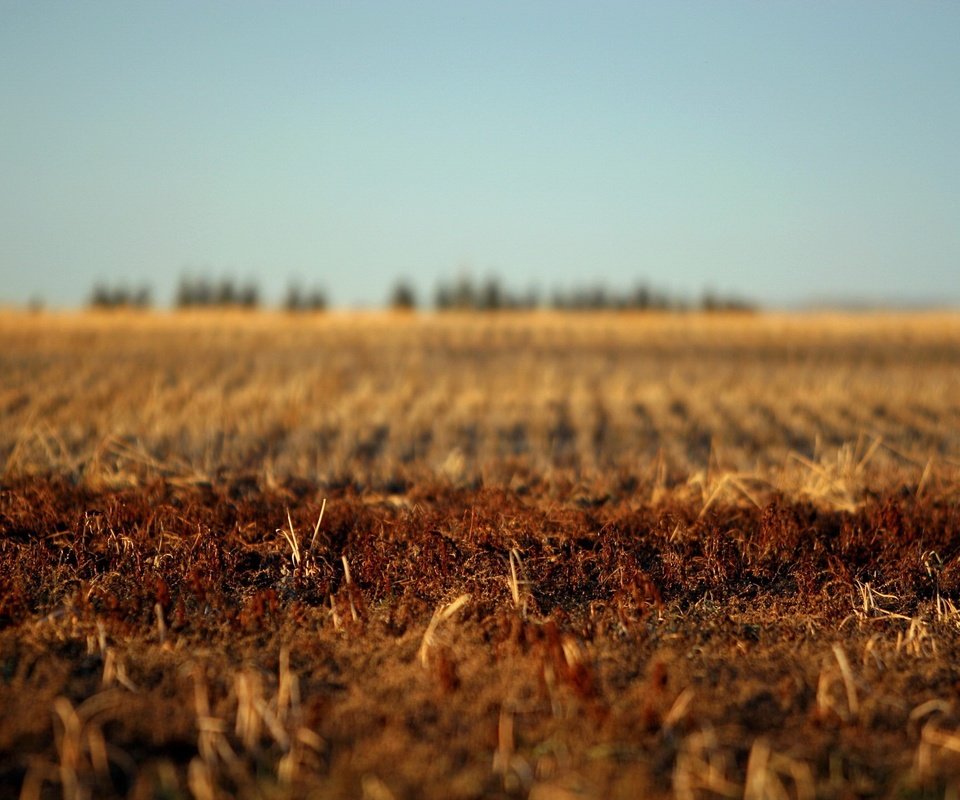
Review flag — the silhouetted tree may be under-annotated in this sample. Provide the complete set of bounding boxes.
[452,276,477,310]
[175,278,191,308]
[479,277,503,311]
[307,288,328,311]
[90,282,112,309]
[132,286,152,308]
[215,278,238,306]
[435,284,453,311]
[285,283,305,312]
[238,282,259,309]
[390,280,417,311]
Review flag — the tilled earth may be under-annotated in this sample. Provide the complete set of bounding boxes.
[3,478,960,798]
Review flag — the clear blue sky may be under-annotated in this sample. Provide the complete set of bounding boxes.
[2,2,958,309]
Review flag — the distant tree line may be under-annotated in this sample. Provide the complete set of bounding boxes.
[432,276,540,311]
[85,274,756,313]
[89,282,152,309]
[428,275,755,313]
[698,290,756,313]
[284,283,328,313]
[549,283,684,312]
[87,276,331,312]
[175,276,260,309]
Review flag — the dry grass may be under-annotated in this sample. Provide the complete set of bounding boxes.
[3,309,960,799]
[2,309,959,504]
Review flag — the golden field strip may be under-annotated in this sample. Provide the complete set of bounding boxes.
[2,310,959,504]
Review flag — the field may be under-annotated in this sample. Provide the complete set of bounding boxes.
[2,310,960,799]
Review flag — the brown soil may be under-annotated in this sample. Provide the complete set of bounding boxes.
[3,477,960,799]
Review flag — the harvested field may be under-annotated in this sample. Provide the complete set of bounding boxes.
[2,311,960,799]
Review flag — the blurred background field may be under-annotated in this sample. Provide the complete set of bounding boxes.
[3,310,958,506]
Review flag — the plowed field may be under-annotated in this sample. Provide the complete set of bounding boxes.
[2,311,960,799]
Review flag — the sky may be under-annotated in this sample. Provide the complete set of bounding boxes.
[1,1,959,309]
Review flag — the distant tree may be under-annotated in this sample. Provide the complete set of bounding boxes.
[479,277,503,311]
[586,285,608,310]
[435,283,453,311]
[285,283,305,312]
[215,278,238,307]
[117,287,132,308]
[238,282,260,309]
[175,277,192,308]
[89,282,112,309]
[631,284,651,311]
[132,285,152,308]
[389,280,417,311]
[306,288,328,311]
[451,276,476,310]
[195,278,213,306]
